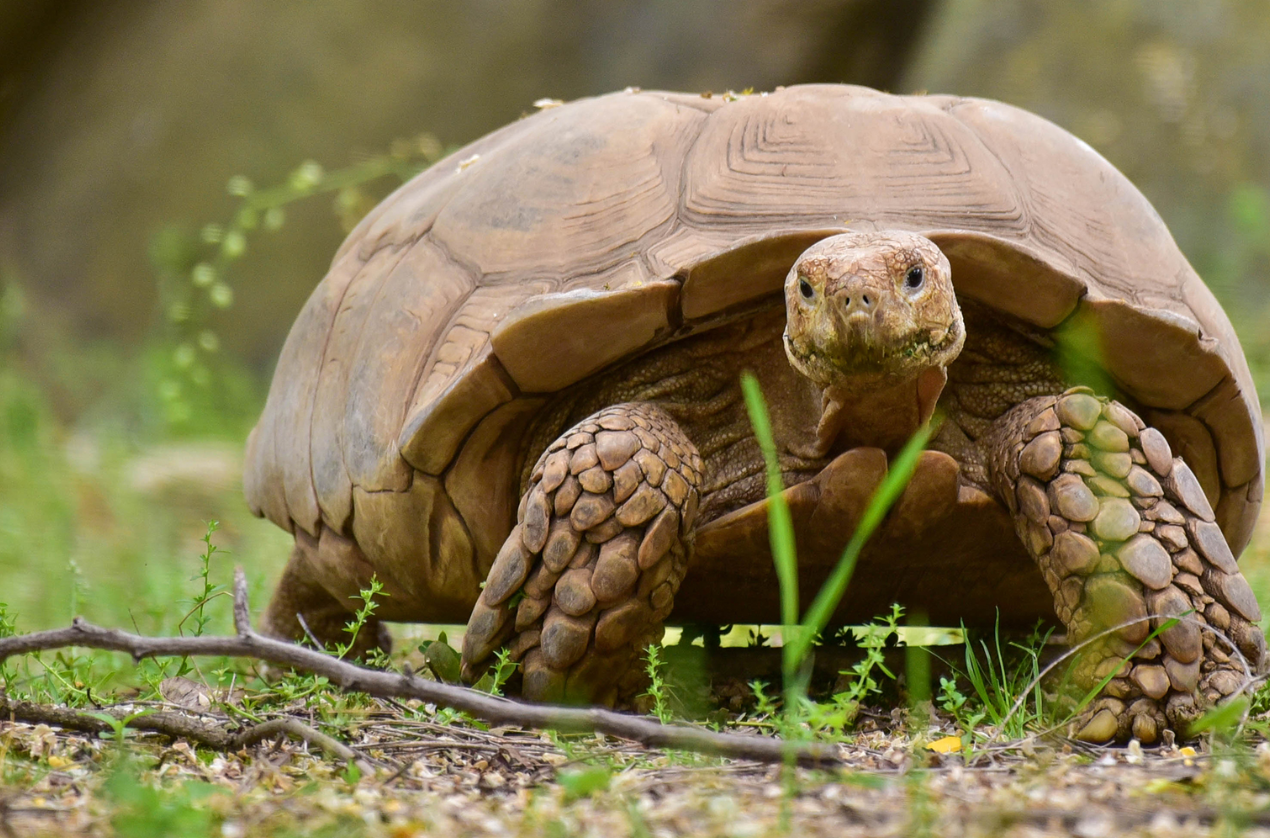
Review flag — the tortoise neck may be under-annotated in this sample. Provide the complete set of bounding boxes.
[811,365,947,458]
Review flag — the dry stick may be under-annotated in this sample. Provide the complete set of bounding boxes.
[0,568,841,768]
[0,696,370,769]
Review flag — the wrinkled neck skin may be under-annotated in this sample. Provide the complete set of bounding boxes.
[802,365,948,459]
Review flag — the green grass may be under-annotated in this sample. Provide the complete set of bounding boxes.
[740,371,937,712]
[0,366,291,638]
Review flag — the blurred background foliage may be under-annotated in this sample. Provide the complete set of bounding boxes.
[0,0,1267,630]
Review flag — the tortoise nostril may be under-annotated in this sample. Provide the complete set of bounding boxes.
[861,294,871,307]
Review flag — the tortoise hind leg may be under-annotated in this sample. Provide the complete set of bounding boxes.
[987,388,1265,743]
[461,402,703,704]
[261,529,392,659]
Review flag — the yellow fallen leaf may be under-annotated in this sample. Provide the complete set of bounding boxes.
[47,755,72,769]
[1144,778,1188,794]
[925,736,962,754]
[1178,746,1198,757]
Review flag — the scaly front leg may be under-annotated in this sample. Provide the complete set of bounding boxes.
[461,403,703,705]
[986,388,1265,743]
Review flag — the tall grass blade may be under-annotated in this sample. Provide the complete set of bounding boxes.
[742,372,939,692]
[787,417,937,667]
[740,372,801,687]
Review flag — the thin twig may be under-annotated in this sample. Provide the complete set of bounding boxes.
[294,613,324,651]
[234,718,370,769]
[0,567,842,768]
[0,696,371,769]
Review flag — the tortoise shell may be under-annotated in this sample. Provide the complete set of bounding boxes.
[244,84,1262,624]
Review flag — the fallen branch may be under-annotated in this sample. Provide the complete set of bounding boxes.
[0,697,370,770]
[0,568,841,768]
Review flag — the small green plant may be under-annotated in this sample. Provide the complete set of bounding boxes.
[643,644,672,724]
[179,521,228,639]
[939,617,1052,741]
[419,631,462,683]
[938,674,977,727]
[89,708,156,747]
[335,575,386,660]
[0,601,16,684]
[473,648,519,697]
[834,604,904,710]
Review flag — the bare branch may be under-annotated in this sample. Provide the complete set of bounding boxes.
[0,567,841,768]
[233,718,370,770]
[0,696,370,769]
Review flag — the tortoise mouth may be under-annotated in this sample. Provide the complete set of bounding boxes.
[783,320,963,389]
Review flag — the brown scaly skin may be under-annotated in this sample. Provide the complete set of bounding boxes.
[459,229,1264,738]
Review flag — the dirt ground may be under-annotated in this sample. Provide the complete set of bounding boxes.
[4,695,1270,837]
[4,442,1270,836]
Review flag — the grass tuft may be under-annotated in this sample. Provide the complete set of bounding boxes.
[740,371,935,709]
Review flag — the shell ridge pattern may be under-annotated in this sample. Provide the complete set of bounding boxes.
[335,244,421,495]
[343,109,547,267]
[311,243,416,529]
[399,234,510,420]
[405,282,547,435]
[934,100,1034,234]
[340,240,474,495]
[872,115,993,224]
[950,99,1142,295]
[639,97,723,282]
[428,93,699,281]
[297,249,379,534]
[972,152,1077,274]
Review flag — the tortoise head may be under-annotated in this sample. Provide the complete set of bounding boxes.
[782,230,965,394]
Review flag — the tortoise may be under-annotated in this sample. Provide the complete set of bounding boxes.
[244,84,1266,743]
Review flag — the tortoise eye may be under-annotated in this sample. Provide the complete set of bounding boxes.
[798,277,815,300]
[904,266,925,290]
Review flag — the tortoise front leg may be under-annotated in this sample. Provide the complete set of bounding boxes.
[987,388,1265,743]
[461,402,703,705]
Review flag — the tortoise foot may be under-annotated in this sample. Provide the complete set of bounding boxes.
[461,402,703,704]
[990,388,1265,743]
